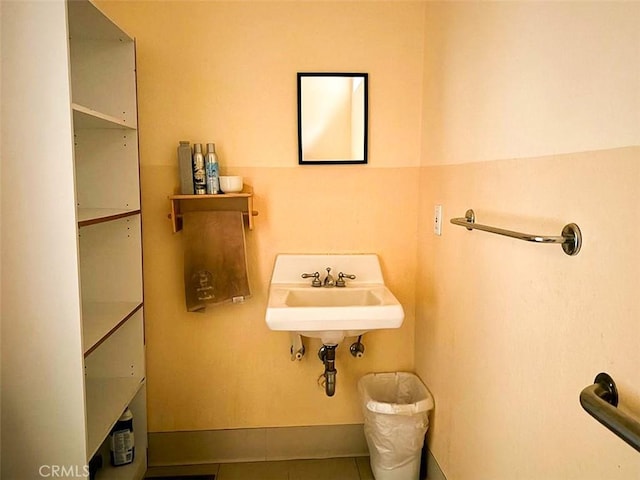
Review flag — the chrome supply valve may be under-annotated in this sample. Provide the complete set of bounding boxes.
[290,333,305,361]
[336,272,356,287]
[301,271,321,287]
[290,344,306,361]
[350,335,365,358]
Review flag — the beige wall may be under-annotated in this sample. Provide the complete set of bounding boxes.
[98,1,640,477]
[418,2,640,480]
[97,1,423,432]
[422,1,640,166]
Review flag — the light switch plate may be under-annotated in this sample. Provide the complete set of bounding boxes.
[434,205,443,236]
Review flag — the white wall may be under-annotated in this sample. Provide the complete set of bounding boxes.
[1,1,87,477]
[417,2,640,479]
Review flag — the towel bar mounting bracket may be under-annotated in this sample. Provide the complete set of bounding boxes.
[592,372,619,407]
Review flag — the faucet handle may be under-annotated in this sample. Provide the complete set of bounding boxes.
[301,271,321,287]
[336,272,356,287]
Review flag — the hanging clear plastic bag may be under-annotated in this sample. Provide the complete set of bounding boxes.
[358,372,434,471]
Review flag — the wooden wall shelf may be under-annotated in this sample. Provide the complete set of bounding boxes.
[168,188,257,233]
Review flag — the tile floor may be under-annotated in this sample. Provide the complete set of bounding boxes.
[145,456,374,480]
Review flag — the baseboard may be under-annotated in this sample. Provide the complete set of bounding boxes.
[149,423,447,480]
[148,424,369,466]
[425,447,447,480]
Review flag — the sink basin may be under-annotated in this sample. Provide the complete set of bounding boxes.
[265,254,404,344]
[285,288,381,307]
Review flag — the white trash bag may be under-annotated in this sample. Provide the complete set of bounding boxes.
[358,372,434,478]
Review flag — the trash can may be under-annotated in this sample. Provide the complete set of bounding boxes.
[358,372,434,480]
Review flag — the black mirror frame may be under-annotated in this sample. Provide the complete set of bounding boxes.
[297,72,368,165]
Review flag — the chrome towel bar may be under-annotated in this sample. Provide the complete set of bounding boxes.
[580,373,640,453]
[450,209,582,256]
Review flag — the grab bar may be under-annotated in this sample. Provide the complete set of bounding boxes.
[450,209,582,256]
[580,373,640,453]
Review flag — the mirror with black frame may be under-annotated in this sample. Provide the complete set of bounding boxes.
[297,72,368,165]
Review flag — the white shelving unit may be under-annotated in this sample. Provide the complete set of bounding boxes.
[69,1,147,477]
[0,1,146,478]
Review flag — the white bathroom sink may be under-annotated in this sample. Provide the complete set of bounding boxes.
[265,254,404,345]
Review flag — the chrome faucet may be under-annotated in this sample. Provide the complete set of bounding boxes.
[302,267,353,288]
[322,267,335,288]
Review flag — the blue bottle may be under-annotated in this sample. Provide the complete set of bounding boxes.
[205,143,221,194]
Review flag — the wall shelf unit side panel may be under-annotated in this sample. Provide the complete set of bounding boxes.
[69,37,137,125]
[78,215,143,304]
[74,127,140,210]
[84,309,146,460]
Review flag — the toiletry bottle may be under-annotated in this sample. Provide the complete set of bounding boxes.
[205,143,221,194]
[192,143,206,194]
[109,408,135,467]
[178,141,194,194]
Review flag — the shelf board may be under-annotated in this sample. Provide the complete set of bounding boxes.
[85,377,145,461]
[168,189,257,233]
[78,208,140,227]
[83,302,143,356]
[169,192,253,200]
[73,103,136,130]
